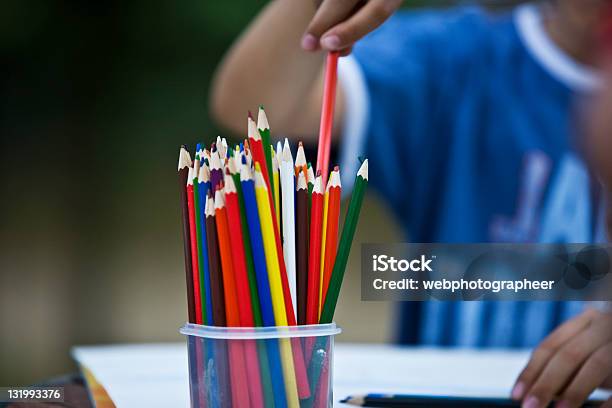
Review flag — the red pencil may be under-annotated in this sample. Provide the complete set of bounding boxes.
[214,187,251,408]
[224,171,264,408]
[186,165,203,325]
[307,174,324,325]
[316,51,339,184]
[321,167,341,308]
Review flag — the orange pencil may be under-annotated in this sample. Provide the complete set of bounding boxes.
[321,167,341,308]
[213,188,251,408]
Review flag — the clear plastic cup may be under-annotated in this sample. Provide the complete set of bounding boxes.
[180,323,341,408]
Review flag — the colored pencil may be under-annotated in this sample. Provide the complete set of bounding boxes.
[295,172,309,325]
[253,115,300,329]
[224,171,265,408]
[229,155,263,328]
[178,146,196,323]
[241,163,276,327]
[257,107,275,204]
[280,139,297,321]
[295,141,308,181]
[255,155,311,398]
[320,159,368,324]
[193,158,208,325]
[197,162,214,326]
[254,164,301,408]
[214,188,240,327]
[307,164,315,195]
[204,194,225,327]
[272,148,281,230]
[319,176,329,317]
[307,175,324,325]
[241,161,289,408]
[214,188,251,408]
[321,167,341,309]
[210,146,223,190]
[224,170,256,326]
[253,165,289,327]
[316,51,339,184]
[250,116,298,326]
[186,166,203,324]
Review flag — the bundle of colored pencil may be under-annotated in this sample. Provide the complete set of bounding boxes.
[177,107,368,407]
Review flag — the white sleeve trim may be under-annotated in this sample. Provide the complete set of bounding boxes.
[514,4,601,93]
[338,54,370,195]
[588,301,612,314]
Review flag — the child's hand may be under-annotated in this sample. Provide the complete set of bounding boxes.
[301,0,403,54]
[511,308,612,408]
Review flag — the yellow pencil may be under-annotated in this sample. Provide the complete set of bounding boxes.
[319,183,330,318]
[254,163,300,408]
[272,149,281,233]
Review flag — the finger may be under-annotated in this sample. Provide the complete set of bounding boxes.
[523,328,610,408]
[303,0,362,50]
[339,45,353,56]
[602,396,612,408]
[319,0,402,51]
[512,309,597,400]
[556,343,612,408]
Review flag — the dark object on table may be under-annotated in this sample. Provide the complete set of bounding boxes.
[341,393,603,407]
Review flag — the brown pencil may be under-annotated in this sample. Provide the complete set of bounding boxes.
[178,146,195,323]
[205,192,226,326]
[296,171,309,325]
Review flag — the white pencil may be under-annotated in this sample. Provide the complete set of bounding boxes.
[280,138,297,319]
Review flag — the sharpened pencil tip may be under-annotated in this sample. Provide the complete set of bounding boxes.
[257,106,270,130]
[357,158,368,180]
[178,146,192,171]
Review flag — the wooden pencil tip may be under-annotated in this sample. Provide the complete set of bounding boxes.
[357,158,368,180]
[178,146,192,171]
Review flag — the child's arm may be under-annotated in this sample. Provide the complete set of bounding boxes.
[210,0,401,139]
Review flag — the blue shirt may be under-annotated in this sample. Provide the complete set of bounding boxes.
[338,4,605,348]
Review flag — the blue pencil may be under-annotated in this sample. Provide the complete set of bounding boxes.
[196,158,213,326]
[241,161,288,408]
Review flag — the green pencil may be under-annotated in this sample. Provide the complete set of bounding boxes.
[192,155,208,324]
[319,159,368,324]
[257,106,275,206]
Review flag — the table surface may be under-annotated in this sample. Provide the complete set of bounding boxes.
[19,343,611,407]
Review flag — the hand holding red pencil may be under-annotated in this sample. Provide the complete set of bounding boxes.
[301,0,403,54]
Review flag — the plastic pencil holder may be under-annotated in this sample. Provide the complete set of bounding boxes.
[180,323,341,408]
